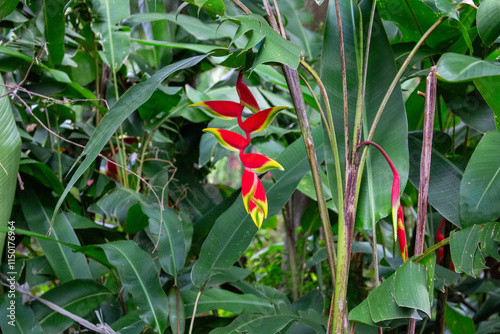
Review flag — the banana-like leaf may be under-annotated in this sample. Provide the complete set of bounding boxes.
[191,126,324,287]
[52,55,207,222]
[91,0,130,71]
[477,0,500,46]
[19,186,92,283]
[460,131,500,227]
[0,76,21,261]
[99,240,169,333]
[0,0,19,21]
[182,0,225,16]
[43,0,65,65]
[182,289,275,316]
[31,280,113,333]
[320,0,408,229]
[0,293,43,334]
[169,286,186,334]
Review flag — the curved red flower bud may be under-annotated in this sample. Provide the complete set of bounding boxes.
[249,200,265,229]
[241,153,284,173]
[203,128,248,151]
[397,206,408,262]
[436,218,454,270]
[241,106,288,133]
[391,173,400,242]
[237,72,260,114]
[189,101,243,119]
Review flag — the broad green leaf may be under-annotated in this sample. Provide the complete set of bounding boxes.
[226,14,304,70]
[368,273,420,323]
[191,126,324,287]
[435,53,500,82]
[20,186,92,283]
[210,311,325,334]
[183,289,275,316]
[408,132,462,226]
[92,0,130,71]
[169,286,186,334]
[89,187,145,224]
[477,0,500,46]
[479,222,500,261]
[0,0,19,21]
[348,298,378,327]
[0,293,43,334]
[475,76,500,133]
[394,261,431,317]
[377,0,460,47]
[53,55,207,222]
[142,204,186,278]
[460,131,500,227]
[99,240,169,333]
[0,75,21,261]
[321,0,409,229]
[31,280,113,333]
[445,305,475,334]
[110,311,147,334]
[182,0,225,16]
[450,224,487,277]
[43,0,65,65]
[125,13,237,41]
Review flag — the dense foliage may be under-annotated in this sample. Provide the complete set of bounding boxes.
[0,0,499,333]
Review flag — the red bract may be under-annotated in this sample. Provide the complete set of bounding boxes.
[203,128,248,151]
[391,172,401,242]
[189,101,243,119]
[437,218,455,270]
[397,206,408,262]
[241,153,284,173]
[237,72,260,113]
[241,106,288,133]
[192,71,287,228]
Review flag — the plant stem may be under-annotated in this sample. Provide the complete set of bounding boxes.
[262,0,338,310]
[414,237,449,262]
[188,280,208,334]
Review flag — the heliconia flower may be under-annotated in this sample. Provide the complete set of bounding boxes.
[436,218,455,270]
[203,128,248,151]
[189,101,243,119]
[397,205,408,262]
[241,106,288,133]
[391,172,401,242]
[241,153,284,173]
[249,200,265,229]
[242,169,258,213]
[237,72,260,114]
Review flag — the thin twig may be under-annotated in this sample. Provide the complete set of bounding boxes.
[231,0,251,14]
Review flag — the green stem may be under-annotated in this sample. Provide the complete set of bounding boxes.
[188,280,208,334]
[414,237,449,262]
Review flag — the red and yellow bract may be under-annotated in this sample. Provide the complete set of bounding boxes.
[191,72,288,228]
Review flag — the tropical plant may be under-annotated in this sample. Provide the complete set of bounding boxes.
[0,0,499,333]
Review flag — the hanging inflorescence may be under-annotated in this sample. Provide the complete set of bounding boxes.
[190,72,288,228]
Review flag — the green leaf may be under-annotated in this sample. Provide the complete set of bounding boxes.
[191,126,324,287]
[169,286,186,334]
[394,261,431,317]
[479,222,500,261]
[226,14,304,70]
[435,53,500,82]
[43,0,65,65]
[445,304,476,334]
[99,240,169,333]
[0,293,43,334]
[450,224,487,277]
[0,0,19,21]
[0,75,21,261]
[477,0,500,46]
[91,0,130,71]
[474,76,500,133]
[133,38,228,54]
[321,0,408,229]
[460,131,500,227]
[31,280,113,333]
[408,132,463,226]
[19,186,92,283]
[142,204,186,278]
[182,0,225,16]
[52,55,207,222]
[183,288,275,316]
